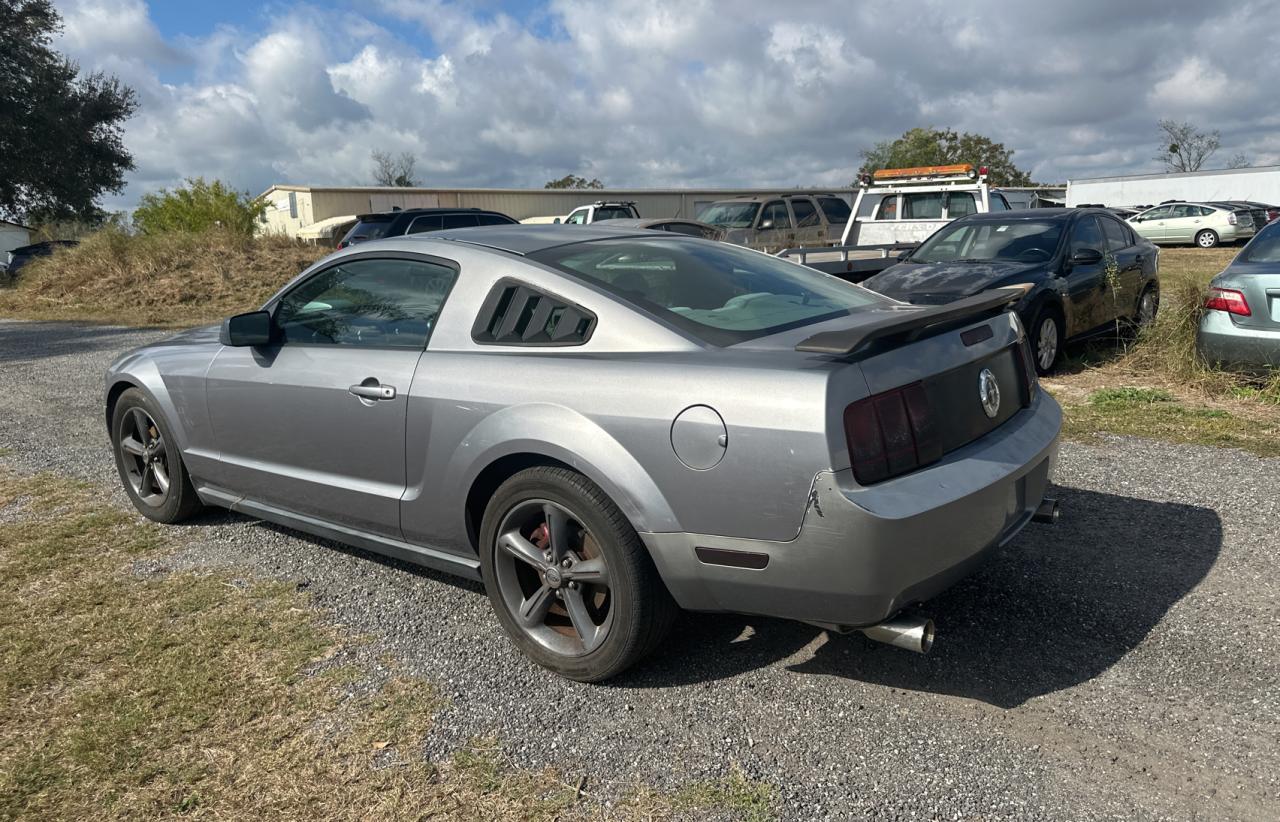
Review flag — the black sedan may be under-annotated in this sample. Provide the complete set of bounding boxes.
[861,209,1160,374]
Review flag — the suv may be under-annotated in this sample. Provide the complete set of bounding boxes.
[337,208,517,249]
[1128,202,1254,248]
[699,194,853,251]
[563,201,640,224]
[4,240,78,276]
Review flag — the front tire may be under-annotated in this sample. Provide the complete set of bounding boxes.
[1028,307,1064,376]
[110,388,203,523]
[1195,229,1219,248]
[479,466,678,682]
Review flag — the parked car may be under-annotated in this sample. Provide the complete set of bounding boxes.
[563,201,641,224]
[862,209,1160,374]
[1197,219,1280,371]
[1128,202,1254,248]
[700,193,853,251]
[104,224,1061,681]
[591,216,725,241]
[1213,200,1274,230]
[337,208,517,249]
[5,240,77,275]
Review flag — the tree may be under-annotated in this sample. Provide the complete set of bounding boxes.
[857,127,1032,187]
[0,0,137,222]
[1155,120,1220,173]
[132,178,266,236]
[544,174,605,190]
[1226,152,1251,170]
[371,150,419,187]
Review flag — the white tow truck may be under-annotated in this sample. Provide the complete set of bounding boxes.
[779,164,1012,281]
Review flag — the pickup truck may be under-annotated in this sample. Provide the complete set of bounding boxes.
[564,201,640,224]
[779,165,1011,281]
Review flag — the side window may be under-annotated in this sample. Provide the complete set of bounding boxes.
[274,258,457,348]
[947,192,977,217]
[1140,206,1172,220]
[876,196,899,220]
[406,215,443,234]
[1070,216,1106,254]
[1170,205,1194,219]
[1101,217,1130,251]
[817,196,852,224]
[1194,206,1214,218]
[760,200,792,229]
[789,198,821,228]
[989,193,1010,211]
[441,213,480,229]
[565,210,588,225]
[476,213,513,226]
[902,192,944,219]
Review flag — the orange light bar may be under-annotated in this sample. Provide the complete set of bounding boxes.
[872,163,975,181]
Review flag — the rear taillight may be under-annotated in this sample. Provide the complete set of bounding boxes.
[844,382,940,485]
[1204,287,1251,316]
[1014,336,1039,397]
[1228,213,1238,225]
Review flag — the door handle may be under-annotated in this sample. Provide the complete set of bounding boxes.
[349,381,396,400]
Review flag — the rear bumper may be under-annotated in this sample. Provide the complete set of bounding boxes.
[1198,311,1280,369]
[643,391,1062,627]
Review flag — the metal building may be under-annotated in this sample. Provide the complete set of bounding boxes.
[257,184,855,242]
[1066,165,1280,209]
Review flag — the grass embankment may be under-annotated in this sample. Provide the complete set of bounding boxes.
[0,228,327,327]
[1044,246,1280,454]
[0,471,775,821]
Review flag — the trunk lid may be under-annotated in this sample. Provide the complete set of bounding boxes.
[1217,262,1280,331]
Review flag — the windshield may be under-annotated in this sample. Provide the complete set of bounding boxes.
[342,218,392,243]
[1239,224,1280,263]
[699,202,761,229]
[910,220,1064,264]
[529,238,884,345]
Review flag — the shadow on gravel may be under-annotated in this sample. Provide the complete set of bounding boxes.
[621,485,1222,708]
[0,321,157,363]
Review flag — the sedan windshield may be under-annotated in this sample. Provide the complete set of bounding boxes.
[910,220,1064,264]
[529,238,884,345]
[698,202,761,228]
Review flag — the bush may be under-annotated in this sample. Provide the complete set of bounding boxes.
[133,178,266,236]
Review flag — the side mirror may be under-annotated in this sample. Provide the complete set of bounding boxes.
[220,310,273,347]
[1070,247,1103,266]
[759,219,774,230]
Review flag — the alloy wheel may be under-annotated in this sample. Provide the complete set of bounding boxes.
[1138,290,1158,327]
[117,407,171,507]
[1037,317,1059,372]
[494,499,613,656]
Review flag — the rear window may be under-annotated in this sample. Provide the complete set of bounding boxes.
[343,217,392,242]
[1238,224,1280,263]
[817,196,852,224]
[529,238,883,346]
[593,206,635,221]
[441,213,480,229]
[902,193,943,219]
[477,213,515,226]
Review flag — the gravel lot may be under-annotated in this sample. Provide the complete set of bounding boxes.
[2,319,1277,821]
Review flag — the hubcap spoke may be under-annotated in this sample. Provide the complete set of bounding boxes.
[499,530,548,570]
[152,460,171,493]
[518,585,555,628]
[565,557,609,588]
[139,461,154,495]
[563,587,604,652]
[543,504,571,563]
[131,408,151,444]
[120,435,146,456]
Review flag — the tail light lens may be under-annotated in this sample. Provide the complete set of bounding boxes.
[1014,336,1039,398]
[1228,213,1238,225]
[1204,287,1251,316]
[844,382,941,485]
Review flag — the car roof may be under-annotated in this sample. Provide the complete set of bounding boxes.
[354,207,501,220]
[380,223,660,255]
[959,207,1085,222]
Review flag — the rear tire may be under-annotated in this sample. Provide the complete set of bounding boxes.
[479,466,678,682]
[1028,306,1064,376]
[1195,229,1219,248]
[110,388,203,523]
[1134,285,1159,329]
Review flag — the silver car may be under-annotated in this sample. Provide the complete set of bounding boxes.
[105,225,1062,681]
[1129,202,1255,248]
[1198,219,1280,369]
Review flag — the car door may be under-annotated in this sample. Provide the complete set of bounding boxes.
[1062,214,1108,335]
[787,197,825,247]
[1163,204,1201,244]
[203,254,458,538]
[1131,206,1172,242]
[756,199,794,250]
[564,208,590,225]
[1099,215,1144,321]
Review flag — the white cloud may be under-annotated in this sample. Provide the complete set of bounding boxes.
[47,0,1280,211]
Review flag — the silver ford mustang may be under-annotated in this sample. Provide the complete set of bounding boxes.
[105,225,1062,681]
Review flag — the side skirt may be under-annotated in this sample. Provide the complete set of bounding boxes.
[196,483,482,582]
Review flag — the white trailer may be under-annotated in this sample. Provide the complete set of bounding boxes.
[1066,165,1280,209]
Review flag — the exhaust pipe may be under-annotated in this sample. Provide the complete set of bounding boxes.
[858,616,935,654]
[1033,497,1060,524]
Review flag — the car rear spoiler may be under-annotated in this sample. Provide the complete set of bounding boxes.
[795,287,1026,355]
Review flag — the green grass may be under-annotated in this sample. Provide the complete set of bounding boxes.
[0,470,777,821]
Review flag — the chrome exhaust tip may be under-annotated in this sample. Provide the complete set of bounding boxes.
[1033,497,1060,524]
[858,616,935,654]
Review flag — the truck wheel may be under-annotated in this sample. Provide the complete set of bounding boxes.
[1195,229,1219,248]
[1029,307,1064,376]
[479,466,678,682]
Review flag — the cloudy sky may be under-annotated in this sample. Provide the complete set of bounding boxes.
[52,0,1280,211]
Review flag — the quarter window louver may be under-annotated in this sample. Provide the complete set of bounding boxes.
[472,280,596,346]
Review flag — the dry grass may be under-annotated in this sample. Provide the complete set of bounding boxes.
[0,228,327,327]
[0,470,775,821]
